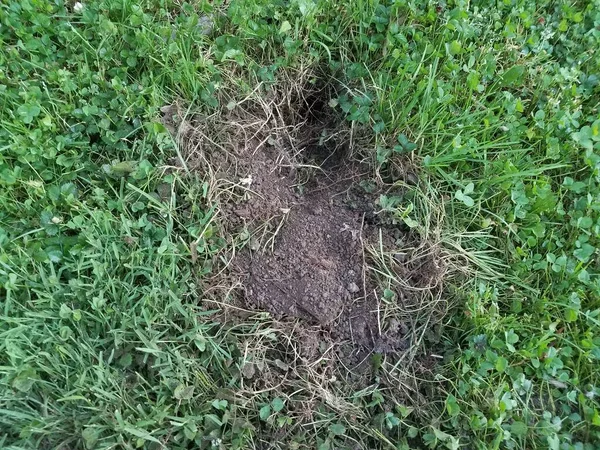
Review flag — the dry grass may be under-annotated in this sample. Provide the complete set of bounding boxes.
[159,66,464,444]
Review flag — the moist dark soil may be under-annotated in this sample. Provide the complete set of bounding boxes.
[168,102,433,369]
[238,173,409,355]
[244,185,364,327]
[198,133,412,365]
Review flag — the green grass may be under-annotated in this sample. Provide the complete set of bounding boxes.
[1,0,599,449]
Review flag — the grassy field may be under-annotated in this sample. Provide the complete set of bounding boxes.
[1,0,599,449]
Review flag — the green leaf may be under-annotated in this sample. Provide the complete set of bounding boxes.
[455,190,474,207]
[467,71,480,90]
[204,414,223,427]
[510,421,527,437]
[279,20,292,34]
[194,337,207,352]
[122,426,161,444]
[259,405,271,420]
[17,104,41,123]
[572,126,593,150]
[59,303,72,319]
[0,168,17,184]
[505,329,519,352]
[72,309,82,321]
[376,146,391,164]
[495,357,508,373]
[592,409,600,426]
[402,215,419,228]
[12,368,37,392]
[396,404,414,418]
[373,121,385,133]
[447,40,462,55]
[46,249,63,262]
[183,422,197,440]
[329,423,346,436]
[574,243,595,262]
[563,177,587,193]
[565,308,578,322]
[397,133,417,151]
[118,353,132,368]
[378,194,400,211]
[152,121,168,134]
[383,289,395,302]
[577,217,593,229]
[271,397,285,412]
[499,391,514,412]
[82,428,99,449]
[515,98,524,112]
[108,161,137,175]
[385,412,400,429]
[506,329,519,344]
[297,0,316,16]
[446,394,460,417]
[174,384,194,400]
[591,119,600,140]
[212,399,228,410]
[547,434,560,450]
[371,352,383,370]
[59,326,72,340]
[501,65,525,86]
[430,425,456,448]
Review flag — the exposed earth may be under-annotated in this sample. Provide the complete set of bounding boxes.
[165,100,439,368]
[221,138,411,361]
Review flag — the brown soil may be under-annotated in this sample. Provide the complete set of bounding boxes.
[213,135,411,365]
[238,176,409,355]
[167,96,442,373]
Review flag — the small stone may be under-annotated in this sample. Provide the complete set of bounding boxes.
[197,14,214,35]
[394,253,407,263]
[241,363,256,379]
[347,282,360,293]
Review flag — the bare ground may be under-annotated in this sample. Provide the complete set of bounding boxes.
[163,79,447,394]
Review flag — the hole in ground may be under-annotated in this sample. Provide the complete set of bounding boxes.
[168,72,446,383]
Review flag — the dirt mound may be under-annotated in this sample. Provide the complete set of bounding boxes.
[244,188,363,325]
[168,85,444,376]
[221,139,410,361]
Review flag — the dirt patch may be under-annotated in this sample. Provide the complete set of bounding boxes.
[235,168,410,356]
[167,81,445,377]
[190,128,413,368]
[243,186,364,326]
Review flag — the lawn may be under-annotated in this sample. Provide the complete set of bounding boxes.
[1,0,599,449]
